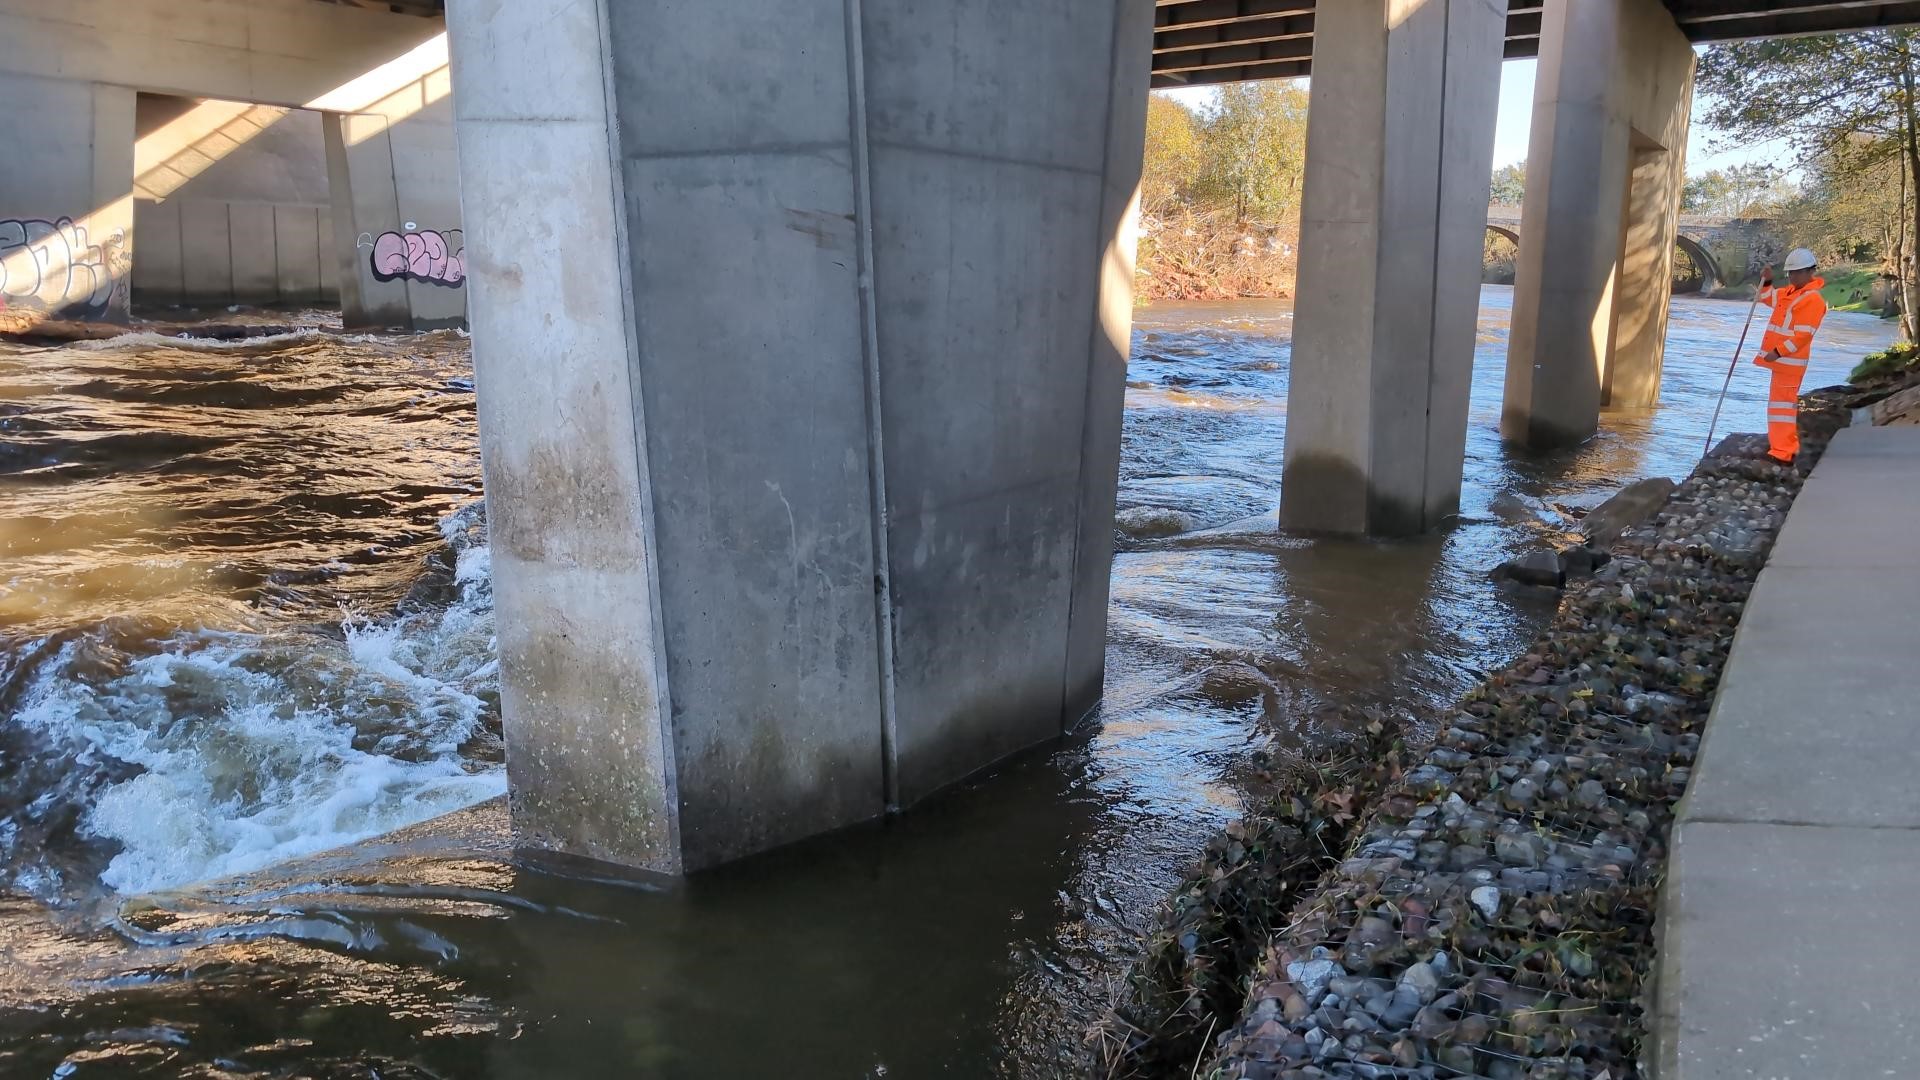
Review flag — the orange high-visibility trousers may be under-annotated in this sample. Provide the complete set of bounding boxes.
[1765,364,1804,462]
[1754,278,1826,463]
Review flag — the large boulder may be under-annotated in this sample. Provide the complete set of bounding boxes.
[1557,544,1611,578]
[1580,477,1676,548]
[1488,492,1553,525]
[1868,383,1920,426]
[1115,505,1197,539]
[1707,433,1771,460]
[1491,549,1564,589]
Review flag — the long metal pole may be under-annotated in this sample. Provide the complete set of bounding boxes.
[1702,290,1765,457]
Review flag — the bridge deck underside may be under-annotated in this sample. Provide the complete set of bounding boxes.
[1153,0,1920,87]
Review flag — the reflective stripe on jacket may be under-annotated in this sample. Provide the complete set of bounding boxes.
[1756,277,1827,368]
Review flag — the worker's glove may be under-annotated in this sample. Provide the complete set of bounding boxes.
[1760,267,1774,288]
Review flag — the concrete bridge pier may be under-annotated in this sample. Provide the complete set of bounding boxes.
[447,0,1152,874]
[323,113,415,329]
[320,70,465,331]
[1503,0,1694,448]
[1280,0,1506,536]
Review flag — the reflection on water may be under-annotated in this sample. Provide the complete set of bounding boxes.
[0,290,1893,1076]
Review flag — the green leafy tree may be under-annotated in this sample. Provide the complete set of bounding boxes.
[1776,141,1906,270]
[1679,164,1793,218]
[1131,83,1313,298]
[1195,81,1310,223]
[1488,160,1526,206]
[1142,93,1204,216]
[1697,31,1920,337]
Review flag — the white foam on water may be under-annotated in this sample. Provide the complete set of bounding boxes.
[69,329,327,352]
[10,506,503,897]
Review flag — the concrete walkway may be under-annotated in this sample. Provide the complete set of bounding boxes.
[1656,425,1920,1078]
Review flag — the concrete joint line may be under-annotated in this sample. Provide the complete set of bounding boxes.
[1680,817,1920,833]
[1418,0,1454,526]
[1060,0,1129,729]
[897,472,1083,522]
[457,115,604,126]
[592,0,683,859]
[622,140,852,162]
[842,0,902,812]
[866,137,1105,179]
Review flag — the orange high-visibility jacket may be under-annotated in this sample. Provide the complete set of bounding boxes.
[1755,278,1828,370]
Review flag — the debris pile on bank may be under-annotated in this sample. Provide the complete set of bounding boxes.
[1136,208,1297,301]
[1091,381,1894,1079]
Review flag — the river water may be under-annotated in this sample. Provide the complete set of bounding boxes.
[0,290,1893,1077]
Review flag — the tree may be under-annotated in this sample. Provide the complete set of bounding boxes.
[1776,141,1906,271]
[1679,164,1793,218]
[1131,83,1313,299]
[1142,94,1204,216]
[1488,161,1526,206]
[1681,172,1724,214]
[1194,81,1310,223]
[1697,32,1920,337]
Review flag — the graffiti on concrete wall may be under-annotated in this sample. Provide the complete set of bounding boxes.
[0,217,127,319]
[366,227,465,287]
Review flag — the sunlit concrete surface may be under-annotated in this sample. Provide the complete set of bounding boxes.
[0,0,458,329]
[1659,425,1920,1078]
[1280,0,1505,536]
[1502,0,1695,448]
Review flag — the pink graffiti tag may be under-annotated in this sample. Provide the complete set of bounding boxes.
[369,228,465,287]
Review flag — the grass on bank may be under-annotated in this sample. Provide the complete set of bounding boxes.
[1819,263,1886,314]
[1851,340,1920,382]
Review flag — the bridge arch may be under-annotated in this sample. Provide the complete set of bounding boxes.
[1482,225,1521,286]
[1483,224,1724,296]
[1672,233,1722,295]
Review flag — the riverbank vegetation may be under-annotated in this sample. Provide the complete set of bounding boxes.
[1137,86,1307,301]
[1851,339,1920,382]
[1820,264,1888,313]
[1697,30,1920,338]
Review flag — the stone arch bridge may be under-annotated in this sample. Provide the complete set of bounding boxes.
[1487,205,1774,295]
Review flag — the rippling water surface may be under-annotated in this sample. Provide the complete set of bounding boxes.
[0,291,1893,1076]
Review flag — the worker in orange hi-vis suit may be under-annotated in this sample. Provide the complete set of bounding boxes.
[1752,247,1828,464]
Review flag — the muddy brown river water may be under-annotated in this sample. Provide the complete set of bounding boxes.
[0,290,1894,1076]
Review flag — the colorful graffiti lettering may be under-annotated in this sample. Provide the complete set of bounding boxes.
[0,217,126,319]
[369,228,465,287]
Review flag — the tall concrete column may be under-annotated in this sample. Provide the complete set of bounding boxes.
[323,85,465,331]
[1279,0,1506,536]
[447,0,1151,874]
[0,73,135,327]
[1503,0,1693,447]
[324,112,411,328]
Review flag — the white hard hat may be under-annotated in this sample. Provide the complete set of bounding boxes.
[1784,247,1817,271]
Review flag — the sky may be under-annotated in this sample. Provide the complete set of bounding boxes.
[1165,53,1797,180]
[1491,57,1792,175]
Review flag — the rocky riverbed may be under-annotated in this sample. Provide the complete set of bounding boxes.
[1093,382,1877,1079]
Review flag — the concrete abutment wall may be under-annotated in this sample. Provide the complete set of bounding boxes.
[0,72,136,324]
[449,0,1151,874]
[130,94,340,308]
[0,0,462,329]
